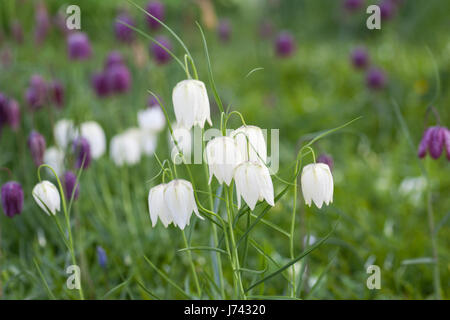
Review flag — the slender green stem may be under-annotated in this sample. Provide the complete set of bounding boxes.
[182,230,202,298]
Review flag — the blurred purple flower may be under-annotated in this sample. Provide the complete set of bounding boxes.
[63,171,79,200]
[106,64,131,93]
[25,75,47,110]
[1,181,24,218]
[0,93,8,127]
[104,51,124,69]
[275,31,296,58]
[145,1,165,30]
[366,68,386,90]
[11,20,24,44]
[151,36,172,65]
[351,47,369,69]
[380,0,396,20]
[97,246,107,269]
[343,0,364,12]
[67,32,92,60]
[444,128,450,161]
[418,126,449,160]
[6,99,20,130]
[115,12,136,43]
[92,72,110,97]
[217,19,231,42]
[28,131,46,167]
[34,2,50,45]
[73,137,91,169]
[50,80,64,109]
[317,154,334,172]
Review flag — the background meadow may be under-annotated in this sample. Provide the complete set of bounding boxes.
[0,0,448,299]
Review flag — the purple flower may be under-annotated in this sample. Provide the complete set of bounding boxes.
[275,31,296,58]
[104,51,124,69]
[317,154,334,172]
[0,93,8,127]
[50,80,64,108]
[343,0,364,12]
[259,20,274,39]
[115,12,136,43]
[28,131,46,167]
[151,36,172,65]
[97,246,107,269]
[34,2,50,45]
[380,0,396,20]
[351,47,369,70]
[366,67,387,90]
[92,72,111,97]
[6,99,20,130]
[73,137,91,169]
[105,64,131,93]
[418,126,448,160]
[25,74,47,110]
[67,32,92,60]
[217,19,231,42]
[145,1,165,30]
[63,171,79,200]
[11,20,24,44]
[1,181,24,218]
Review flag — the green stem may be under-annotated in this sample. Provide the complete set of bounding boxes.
[182,230,202,298]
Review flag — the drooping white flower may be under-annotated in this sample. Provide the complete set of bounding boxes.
[172,79,212,129]
[206,136,243,185]
[169,123,192,164]
[32,180,61,215]
[80,121,106,159]
[148,180,203,230]
[234,161,274,210]
[109,130,142,166]
[231,125,267,165]
[54,119,78,149]
[140,131,157,156]
[301,163,333,209]
[43,146,65,177]
[137,106,166,133]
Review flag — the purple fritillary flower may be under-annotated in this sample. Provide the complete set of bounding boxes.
[105,64,131,93]
[217,19,231,42]
[115,12,136,43]
[351,47,369,70]
[343,0,364,12]
[50,80,64,108]
[317,154,334,172]
[67,32,92,60]
[28,131,46,167]
[151,36,172,65]
[6,99,20,130]
[63,171,79,200]
[418,127,433,158]
[428,126,445,159]
[443,128,450,161]
[275,31,296,58]
[34,2,50,45]
[11,20,24,44]
[1,181,24,218]
[73,137,91,169]
[92,72,111,97]
[380,0,396,20]
[366,67,387,90]
[97,246,107,269]
[26,74,47,110]
[104,51,124,69]
[145,1,165,30]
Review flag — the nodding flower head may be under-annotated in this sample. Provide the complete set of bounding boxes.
[217,19,231,42]
[151,36,172,65]
[104,51,124,69]
[50,80,64,108]
[0,96,20,130]
[317,154,334,172]
[73,137,91,169]
[366,67,387,90]
[145,1,165,30]
[115,12,135,43]
[105,64,131,93]
[351,47,369,70]
[67,32,92,60]
[275,31,296,58]
[92,72,110,97]
[63,171,79,200]
[26,74,47,110]
[1,181,24,218]
[28,131,46,167]
[418,126,448,160]
[32,180,60,216]
[301,163,334,209]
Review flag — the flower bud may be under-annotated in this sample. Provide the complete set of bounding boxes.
[217,19,231,42]
[73,137,91,169]
[67,32,92,60]
[32,180,60,215]
[151,36,172,65]
[92,72,110,97]
[25,75,47,110]
[28,131,46,167]
[105,64,131,93]
[115,13,135,43]
[301,163,334,209]
[145,1,165,30]
[63,171,79,200]
[1,181,24,218]
[6,99,20,130]
[97,246,107,269]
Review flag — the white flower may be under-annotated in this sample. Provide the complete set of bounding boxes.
[301,163,333,209]
[169,123,192,164]
[140,131,157,156]
[148,180,203,230]
[231,125,267,165]
[54,119,78,149]
[172,79,212,129]
[32,180,61,215]
[109,130,142,166]
[43,146,65,177]
[206,136,243,185]
[137,106,166,133]
[80,121,106,159]
[234,161,274,210]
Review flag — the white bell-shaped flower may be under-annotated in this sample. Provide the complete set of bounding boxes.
[231,125,267,165]
[54,119,78,149]
[148,184,173,227]
[43,146,65,177]
[301,163,334,209]
[169,123,192,164]
[80,121,106,159]
[109,130,142,166]
[32,180,61,215]
[234,161,274,210]
[172,79,212,129]
[206,136,243,185]
[137,106,166,133]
